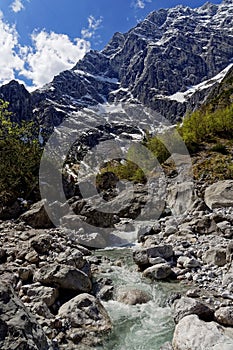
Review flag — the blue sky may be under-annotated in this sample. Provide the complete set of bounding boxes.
[0,0,222,89]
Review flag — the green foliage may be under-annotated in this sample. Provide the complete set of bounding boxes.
[96,159,147,186]
[143,134,171,163]
[178,103,233,151]
[210,142,228,155]
[0,100,42,205]
[96,134,172,185]
[193,153,233,182]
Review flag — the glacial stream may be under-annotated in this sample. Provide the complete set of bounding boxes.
[95,248,183,350]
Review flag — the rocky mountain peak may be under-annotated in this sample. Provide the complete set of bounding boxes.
[0,1,232,127]
[0,80,32,122]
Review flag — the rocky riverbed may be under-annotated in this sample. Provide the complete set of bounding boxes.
[1,179,233,349]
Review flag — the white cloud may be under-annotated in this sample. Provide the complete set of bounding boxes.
[0,11,24,84]
[133,0,152,9]
[81,15,103,39]
[11,0,24,13]
[20,30,90,88]
[0,11,91,89]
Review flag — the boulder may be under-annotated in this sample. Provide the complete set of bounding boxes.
[149,257,167,265]
[204,180,233,209]
[75,232,108,249]
[147,245,173,260]
[137,224,161,242]
[34,264,92,292]
[80,202,118,227]
[194,216,218,235]
[172,314,233,350]
[92,277,114,301]
[143,236,159,248]
[173,297,214,323]
[60,214,87,230]
[0,282,50,350]
[215,307,233,327]
[21,283,59,307]
[30,233,52,254]
[202,247,227,267]
[133,249,149,267]
[177,256,200,269]
[167,181,194,216]
[117,289,151,305]
[133,245,173,268]
[143,263,172,280]
[58,293,112,332]
[55,248,86,270]
[20,200,53,229]
[222,267,233,287]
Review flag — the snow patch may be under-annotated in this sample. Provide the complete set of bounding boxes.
[166,63,233,103]
[74,69,119,84]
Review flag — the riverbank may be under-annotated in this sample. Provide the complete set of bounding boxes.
[1,180,233,349]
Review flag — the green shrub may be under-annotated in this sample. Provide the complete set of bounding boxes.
[96,159,147,186]
[0,100,42,206]
[96,133,172,186]
[210,143,228,154]
[178,103,233,148]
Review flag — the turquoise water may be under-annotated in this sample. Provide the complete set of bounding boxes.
[95,248,182,350]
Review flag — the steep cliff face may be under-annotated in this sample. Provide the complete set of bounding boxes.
[0,80,33,122]
[0,0,233,126]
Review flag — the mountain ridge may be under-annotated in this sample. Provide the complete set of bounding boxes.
[0,0,232,127]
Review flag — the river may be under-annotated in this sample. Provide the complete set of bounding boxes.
[95,247,184,350]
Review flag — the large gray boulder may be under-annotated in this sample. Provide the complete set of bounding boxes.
[34,264,92,292]
[21,283,59,307]
[0,282,50,350]
[143,263,172,280]
[58,293,112,332]
[167,181,194,216]
[117,289,151,305]
[20,200,53,229]
[173,297,214,323]
[204,180,233,209]
[146,245,173,260]
[172,314,233,350]
[133,244,173,268]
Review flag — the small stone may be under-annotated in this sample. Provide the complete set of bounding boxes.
[149,257,167,265]
[215,307,233,326]
[18,267,33,281]
[31,234,52,254]
[0,248,7,263]
[203,248,227,267]
[25,250,39,264]
[164,226,177,237]
[186,288,201,298]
